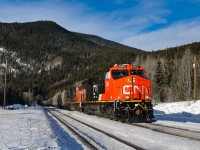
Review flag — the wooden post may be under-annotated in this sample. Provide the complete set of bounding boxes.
[193,57,197,102]
[3,60,7,109]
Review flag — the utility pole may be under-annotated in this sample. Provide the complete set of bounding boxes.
[3,60,7,109]
[193,57,197,102]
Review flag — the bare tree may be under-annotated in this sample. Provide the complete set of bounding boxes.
[171,49,193,101]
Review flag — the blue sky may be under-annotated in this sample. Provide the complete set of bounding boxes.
[0,0,200,51]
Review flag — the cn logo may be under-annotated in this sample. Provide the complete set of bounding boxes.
[123,85,132,94]
[123,85,141,94]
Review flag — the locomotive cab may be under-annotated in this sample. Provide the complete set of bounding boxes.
[100,64,151,101]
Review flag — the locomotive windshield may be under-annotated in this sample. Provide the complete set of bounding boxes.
[130,70,144,77]
[112,70,128,79]
[78,85,85,91]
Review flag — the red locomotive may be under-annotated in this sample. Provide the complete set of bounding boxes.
[66,64,153,122]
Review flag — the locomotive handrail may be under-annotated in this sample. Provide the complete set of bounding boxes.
[128,104,145,111]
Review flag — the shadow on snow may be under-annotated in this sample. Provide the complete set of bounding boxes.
[154,110,200,123]
[43,108,84,150]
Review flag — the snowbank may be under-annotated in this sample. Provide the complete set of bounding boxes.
[154,100,200,115]
[154,100,200,124]
[5,104,26,110]
[185,100,200,114]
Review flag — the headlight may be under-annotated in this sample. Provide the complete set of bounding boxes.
[132,77,136,83]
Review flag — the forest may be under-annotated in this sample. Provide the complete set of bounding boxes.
[0,21,200,105]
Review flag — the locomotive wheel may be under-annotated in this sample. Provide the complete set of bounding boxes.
[125,110,130,122]
[109,108,115,119]
[145,111,152,123]
[119,110,127,122]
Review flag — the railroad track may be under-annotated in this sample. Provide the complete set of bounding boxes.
[148,122,200,133]
[131,122,200,141]
[45,107,145,150]
[45,107,99,150]
[91,111,200,141]
[92,113,200,141]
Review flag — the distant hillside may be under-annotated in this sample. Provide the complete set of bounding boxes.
[73,32,141,51]
[0,20,141,73]
[0,20,200,105]
[0,21,140,54]
[0,21,142,104]
[154,42,200,57]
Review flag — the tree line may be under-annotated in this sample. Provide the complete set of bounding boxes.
[0,21,200,105]
[136,47,200,102]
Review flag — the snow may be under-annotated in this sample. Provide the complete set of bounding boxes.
[5,104,26,110]
[57,100,200,149]
[0,47,34,73]
[154,100,200,133]
[0,47,5,52]
[45,56,62,71]
[154,100,200,123]
[0,100,200,149]
[0,106,86,149]
[154,100,200,115]
[51,109,132,150]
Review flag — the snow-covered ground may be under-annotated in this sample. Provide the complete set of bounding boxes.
[56,101,200,150]
[0,106,86,150]
[0,100,200,149]
[154,100,200,115]
[154,100,200,132]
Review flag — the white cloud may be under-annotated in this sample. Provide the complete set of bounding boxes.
[0,0,169,37]
[122,19,200,51]
[0,1,108,36]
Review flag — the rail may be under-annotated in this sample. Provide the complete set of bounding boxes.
[46,107,145,150]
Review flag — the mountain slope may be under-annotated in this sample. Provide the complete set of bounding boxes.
[1,20,200,104]
[73,32,141,51]
[0,21,140,53]
[0,21,141,70]
[0,21,141,103]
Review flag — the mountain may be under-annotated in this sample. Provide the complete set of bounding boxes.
[0,21,142,104]
[0,21,140,53]
[73,32,140,51]
[0,21,141,72]
[1,20,200,105]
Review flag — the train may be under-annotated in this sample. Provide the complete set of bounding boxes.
[43,64,153,123]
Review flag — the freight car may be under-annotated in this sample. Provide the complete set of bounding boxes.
[43,91,66,108]
[66,64,153,123]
